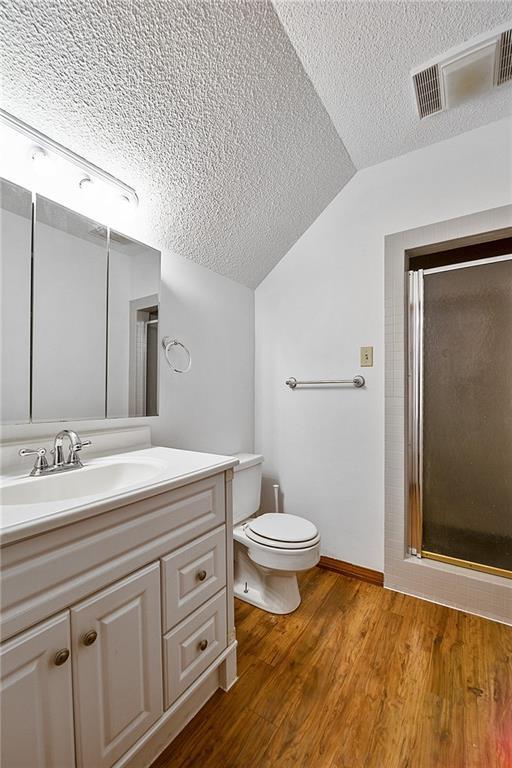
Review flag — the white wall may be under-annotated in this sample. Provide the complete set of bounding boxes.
[152,254,254,455]
[255,117,512,572]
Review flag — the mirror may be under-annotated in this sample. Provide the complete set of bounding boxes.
[0,179,161,423]
[32,197,108,421]
[0,179,32,424]
[107,232,160,418]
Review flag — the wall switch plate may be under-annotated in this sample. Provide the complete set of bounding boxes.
[360,346,373,367]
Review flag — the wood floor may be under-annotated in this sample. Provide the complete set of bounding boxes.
[151,568,512,768]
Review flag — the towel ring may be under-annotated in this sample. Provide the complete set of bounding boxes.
[162,337,192,374]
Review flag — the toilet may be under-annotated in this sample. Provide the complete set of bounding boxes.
[232,453,320,614]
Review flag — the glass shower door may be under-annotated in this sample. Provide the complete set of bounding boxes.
[409,256,512,577]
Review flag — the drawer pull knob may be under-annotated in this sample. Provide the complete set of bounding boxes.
[54,648,70,666]
[199,639,208,652]
[82,630,98,647]
[197,570,207,582]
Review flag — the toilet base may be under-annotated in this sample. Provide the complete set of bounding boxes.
[234,544,301,614]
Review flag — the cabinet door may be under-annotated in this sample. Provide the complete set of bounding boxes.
[0,612,75,768]
[72,562,163,768]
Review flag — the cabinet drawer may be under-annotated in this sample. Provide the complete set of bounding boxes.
[161,526,226,631]
[163,589,227,708]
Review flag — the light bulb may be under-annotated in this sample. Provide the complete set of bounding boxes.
[79,176,94,195]
[29,145,53,179]
[30,145,47,164]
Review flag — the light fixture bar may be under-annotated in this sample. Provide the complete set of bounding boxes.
[0,108,138,206]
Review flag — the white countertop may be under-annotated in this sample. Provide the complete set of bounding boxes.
[0,445,237,546]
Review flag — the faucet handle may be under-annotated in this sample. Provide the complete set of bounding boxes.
[19,448,49,476]
[68,438,92,466]
[73,439,92,453]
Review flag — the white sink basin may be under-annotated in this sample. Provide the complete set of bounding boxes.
[0,444,237,545]
[1,458,165,506]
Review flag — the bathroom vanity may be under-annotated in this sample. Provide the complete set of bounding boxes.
[0,176,239,767]
[0,428,238,768]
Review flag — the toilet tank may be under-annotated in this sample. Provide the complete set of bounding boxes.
[232,453,264,525]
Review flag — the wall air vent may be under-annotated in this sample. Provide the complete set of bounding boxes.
[496,29,512,85]
[412,24,512,119]
[413,65,442,118]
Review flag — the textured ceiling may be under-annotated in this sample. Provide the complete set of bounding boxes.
[0,0,354,287]
[274,1,512,168]
[2,2,511,287]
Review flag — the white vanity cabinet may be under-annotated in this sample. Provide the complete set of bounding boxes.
[0,612,75,768]
[0,464,237,768]
[72,563,163,768]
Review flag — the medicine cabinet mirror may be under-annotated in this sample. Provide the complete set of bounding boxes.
[0,178,161,424]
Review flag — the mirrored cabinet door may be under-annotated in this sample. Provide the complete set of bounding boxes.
[32,197,108,421]
[0,178,161,425]
[0,179,32,424]
[107,233,160,418]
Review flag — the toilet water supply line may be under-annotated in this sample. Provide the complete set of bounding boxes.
[273,484,280,514]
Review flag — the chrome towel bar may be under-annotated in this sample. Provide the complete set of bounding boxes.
[285,375,365,389]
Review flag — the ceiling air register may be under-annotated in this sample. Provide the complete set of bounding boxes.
[412,26,512,119]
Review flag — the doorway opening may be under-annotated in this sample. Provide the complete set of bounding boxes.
[129,294,159,417]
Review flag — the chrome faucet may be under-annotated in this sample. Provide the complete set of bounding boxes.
[19,430,92,477]
[53,430,91,469]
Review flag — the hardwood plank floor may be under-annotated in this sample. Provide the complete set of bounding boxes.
[151,569,512,768]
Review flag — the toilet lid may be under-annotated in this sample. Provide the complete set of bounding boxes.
[246,513,319,550]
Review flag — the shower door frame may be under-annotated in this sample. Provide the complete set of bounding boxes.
[407,253,512,580]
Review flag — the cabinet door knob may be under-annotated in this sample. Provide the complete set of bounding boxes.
[54,648,70,666]
[82,630,98,646]
[197,570,207,582]
[198,639,208,652]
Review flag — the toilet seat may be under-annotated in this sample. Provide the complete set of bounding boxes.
[245,513,320,550]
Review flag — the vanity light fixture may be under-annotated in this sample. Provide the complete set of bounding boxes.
[0,108,138,207]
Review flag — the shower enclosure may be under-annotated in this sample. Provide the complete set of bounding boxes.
[408,254,512,578]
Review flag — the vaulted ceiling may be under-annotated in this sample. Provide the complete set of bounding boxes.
[1,1,511,287]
